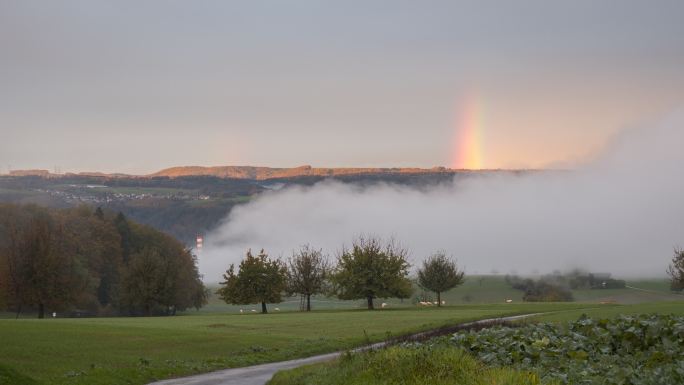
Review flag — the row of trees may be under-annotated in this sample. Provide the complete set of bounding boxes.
[217,236,465,313]
[504,269,630,303]
[504,251,683,301]
[0,204,208,318]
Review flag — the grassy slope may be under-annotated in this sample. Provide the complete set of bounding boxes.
[439,275,524,304]
[0,364,40,385]
[269,346,553,385]
[440,276,682,305]
[199,276,681,314]
[267,301,684,385]
[531,301,684,322]
[0,303,594,385]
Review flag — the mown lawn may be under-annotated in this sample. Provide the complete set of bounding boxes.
[0,303,595,385]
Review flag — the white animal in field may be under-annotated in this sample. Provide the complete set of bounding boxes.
[433,301,439,305]
[251,309,257,312]
[441,300,446,305]
[274,307,280,311]
[240,309,244,314]
[381,303,387,308]
[505,299,513,303]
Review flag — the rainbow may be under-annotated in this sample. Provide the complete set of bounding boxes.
[451,95,484,169]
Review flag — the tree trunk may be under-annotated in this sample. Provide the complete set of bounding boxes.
[437,292,441,307]
[144,303,151,317]
[261,301,267,314]
[367,296,374,310]
[306,294,311,311]
[15,304,22,319]
[38,303,44,319]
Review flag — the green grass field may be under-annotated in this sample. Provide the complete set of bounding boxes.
[530,300,684,322]
[1,275,682,385]
[6,276,678,316]
[1,303,603,385]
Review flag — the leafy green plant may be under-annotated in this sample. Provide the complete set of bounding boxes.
[451,314,684,384]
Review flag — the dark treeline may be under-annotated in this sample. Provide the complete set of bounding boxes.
[505,270,626,302]
[0,203,208,318]
[0,175,262,245]
[506,275,574,302]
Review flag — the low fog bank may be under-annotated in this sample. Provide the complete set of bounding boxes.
[201,114,684,282]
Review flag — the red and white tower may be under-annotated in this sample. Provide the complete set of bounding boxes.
[196,235,203,252]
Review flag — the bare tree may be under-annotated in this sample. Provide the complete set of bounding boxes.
[667,247,684,292]
[286,245,329,311]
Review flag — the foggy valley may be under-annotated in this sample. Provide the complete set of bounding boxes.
[202,114,684,280]
[2,2,684,384]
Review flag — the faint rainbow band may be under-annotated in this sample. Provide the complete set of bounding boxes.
[452,94,484,170]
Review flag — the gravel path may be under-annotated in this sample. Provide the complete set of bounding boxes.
[148,313,538,385]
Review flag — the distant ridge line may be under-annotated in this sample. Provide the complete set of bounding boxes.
[6,165,536,180]
[149,165,462,180]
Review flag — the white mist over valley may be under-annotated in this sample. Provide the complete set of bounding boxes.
[201,113,684,282]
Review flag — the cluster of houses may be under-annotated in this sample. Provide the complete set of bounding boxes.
[32,186,211,204]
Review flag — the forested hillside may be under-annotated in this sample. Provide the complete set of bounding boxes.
[0,204,207,318]
[0,169,522,245]
[0,175,261,244]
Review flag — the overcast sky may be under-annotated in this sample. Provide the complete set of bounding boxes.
[2,0,683,174]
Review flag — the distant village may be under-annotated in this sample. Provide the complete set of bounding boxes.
[32,185,211,204]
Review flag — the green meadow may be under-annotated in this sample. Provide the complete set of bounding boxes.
[1,303,605,385]
[1,276,682,385]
